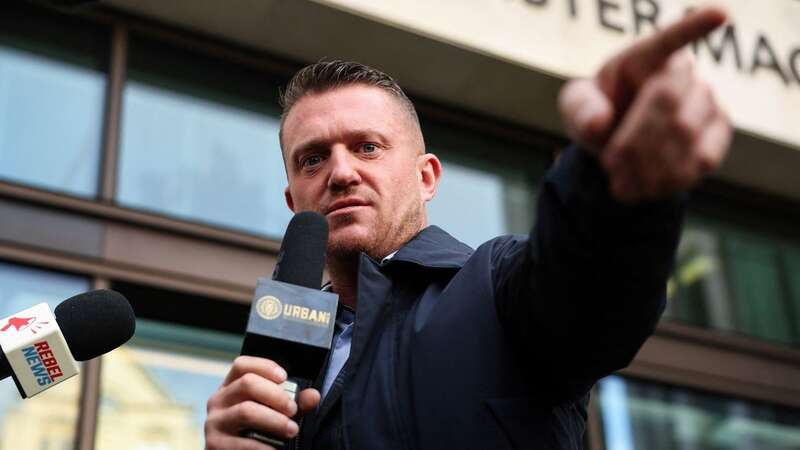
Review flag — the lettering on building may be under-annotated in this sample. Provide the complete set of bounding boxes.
[516,0,800,87]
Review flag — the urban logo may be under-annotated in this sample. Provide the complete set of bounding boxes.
[21,341,64,386]
[256,296,331,326]
[1,315,50,336]
[282,304,331,327]
[256,296,283,320]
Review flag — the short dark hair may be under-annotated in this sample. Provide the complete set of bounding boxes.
[279,60,421,139]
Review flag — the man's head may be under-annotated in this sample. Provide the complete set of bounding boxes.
[279,60,441,261]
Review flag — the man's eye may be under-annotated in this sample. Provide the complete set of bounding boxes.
[302,155,324,168]
[361,143,378,153]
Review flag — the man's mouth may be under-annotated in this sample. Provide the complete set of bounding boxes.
[324,198,370,215]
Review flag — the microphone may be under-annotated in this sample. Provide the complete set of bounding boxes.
[240,211,338,448]
[0,289,136,398]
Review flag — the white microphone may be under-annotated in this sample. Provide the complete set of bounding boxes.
[0,289,135,398]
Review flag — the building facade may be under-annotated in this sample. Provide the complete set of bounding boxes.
[0,1,798,449]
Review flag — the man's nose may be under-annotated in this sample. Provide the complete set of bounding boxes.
[328,147,362,190]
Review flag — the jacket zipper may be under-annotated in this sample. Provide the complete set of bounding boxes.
[293,416,304,450]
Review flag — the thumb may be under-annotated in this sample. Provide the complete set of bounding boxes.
[296,388,321,416]
[558,78,615,152]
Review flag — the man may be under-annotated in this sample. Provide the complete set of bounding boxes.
[205,6,731,450]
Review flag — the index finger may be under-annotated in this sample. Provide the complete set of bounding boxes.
[626,6,727,75]
[223,355,288,387]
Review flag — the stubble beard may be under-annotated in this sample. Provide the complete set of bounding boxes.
[326,199,424,265]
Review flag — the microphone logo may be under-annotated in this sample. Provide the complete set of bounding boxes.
[253,289,332,326]
[1,316,49,335]
[256,296,283,320]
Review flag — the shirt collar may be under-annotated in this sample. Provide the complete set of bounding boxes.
[381,250,398,265]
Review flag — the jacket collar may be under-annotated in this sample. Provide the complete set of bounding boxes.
[385,225,473,270]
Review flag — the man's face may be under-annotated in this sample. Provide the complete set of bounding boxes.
[281,84,440,260]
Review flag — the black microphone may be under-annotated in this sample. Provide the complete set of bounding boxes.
[240,211,338,448]
[272,210,328,289]
[0,289,136,398]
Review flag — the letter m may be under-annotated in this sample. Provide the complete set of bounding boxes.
[692,24,742,70]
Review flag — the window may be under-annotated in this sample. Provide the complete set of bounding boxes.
[598,376,800,450]
[666,216,800,346]
[116,36,291,238]
[424,119,544,248]
[95,319,242,450]
[0,5,106,198]
[0,261,90,450]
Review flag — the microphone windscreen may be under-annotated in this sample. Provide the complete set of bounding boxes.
[54,289,136,361]
[273,211,328,289]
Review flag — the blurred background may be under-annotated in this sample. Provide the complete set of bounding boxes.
[0,0,798,449]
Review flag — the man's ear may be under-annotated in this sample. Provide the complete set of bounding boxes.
[417,153,442,202]
[284,187,295,212]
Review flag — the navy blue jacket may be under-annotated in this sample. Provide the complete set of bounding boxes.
[297,147,684,450]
